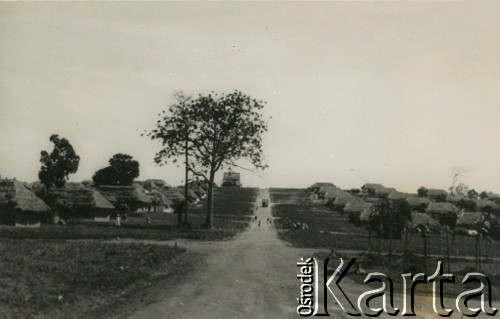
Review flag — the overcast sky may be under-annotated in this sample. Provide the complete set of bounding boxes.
[1,2,500,193]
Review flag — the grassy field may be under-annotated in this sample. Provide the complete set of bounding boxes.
[269,188,310,205]
[186,187,258,229]
[0,187,258,241]
[0,239,186,318]
[270,188,500,276]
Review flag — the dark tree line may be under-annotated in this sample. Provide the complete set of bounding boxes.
[92,153,140,186]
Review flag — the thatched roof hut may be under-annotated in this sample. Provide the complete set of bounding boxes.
[457,212,484,229]
[191,185,207,199]
[409,212,439,230]
[175,187,199,203]
[361,183,395,198]
[139,179,170,190]
[51,183,115,220]
[426,202,459,215]
[188,181,209,199]
[322,185,368,211]
[52,183,111,209]
[308,182,335,193]
[0,180,48,227]
[149,190,175,213]
[98,184,152,212]
[427,188,448,201]
[93,190,115,209]
[387,190,407,201]
[315,184,338,200]
[426,202,459,228]
[332,192,363,209]
[405,195,430,211]
[344,201,372,214]
[323,186,341,199]
[162,188,185,203]
[346,202,373,225]
[361,183,383,194]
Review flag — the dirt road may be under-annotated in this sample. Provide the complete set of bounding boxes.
[119,189,306,318]
[115,189,497,319]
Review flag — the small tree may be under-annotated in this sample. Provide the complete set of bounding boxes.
[449,167,472,195]
[92,153,140,186]
[371,198,411,257]
[147,90,268,229]
[39,134,80,189]
[417,186,428,197]
[474,218,491,271]
[447,167,471,272]
[467,189,479,200]
[366,206,380,257]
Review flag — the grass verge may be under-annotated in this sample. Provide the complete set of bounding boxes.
[0,239,186,318]
[0,224,238,241]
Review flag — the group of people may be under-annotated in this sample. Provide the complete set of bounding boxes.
[287,218,309,230]
[255,216,273,227]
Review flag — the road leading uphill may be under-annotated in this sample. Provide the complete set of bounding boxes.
[115,189,496,319]
[120,189,306,318]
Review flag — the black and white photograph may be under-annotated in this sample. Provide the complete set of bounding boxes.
[1,2,499,318]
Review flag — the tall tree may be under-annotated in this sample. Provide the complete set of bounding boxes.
[145,92,194,227]
[92,153,140,186]
[39,134,80,189]
[147,90,268,229]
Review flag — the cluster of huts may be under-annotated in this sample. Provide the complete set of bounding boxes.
[0,178,208,227]
[308,182,500,234]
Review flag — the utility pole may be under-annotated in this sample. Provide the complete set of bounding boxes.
[184,135,189,225]
[182,100,190,227]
